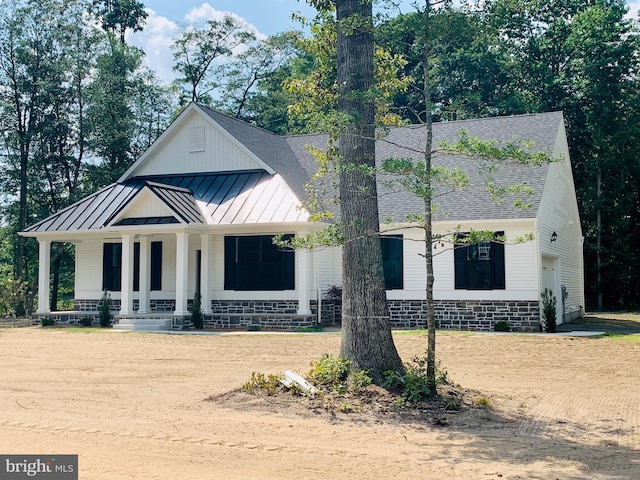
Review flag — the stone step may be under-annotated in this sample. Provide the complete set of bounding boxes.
[113,318,172,331]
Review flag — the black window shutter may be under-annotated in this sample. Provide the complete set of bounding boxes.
[102,243,122,291]
[151,242,162,291]
[133,242,140,292]
[224,236,237,290]
[492,238,505,289]
[454,243,468,289]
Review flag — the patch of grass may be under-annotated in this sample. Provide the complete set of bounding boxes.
[600,333,640,343]
[297,324,324,332]
[473,396,492,408]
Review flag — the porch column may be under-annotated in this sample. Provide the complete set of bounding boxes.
[296,246,311,315]
[119,233,134,315]
[174,232,189,316]
[200,234,212,314]
[37,239,51,314]
[138,236,150,314]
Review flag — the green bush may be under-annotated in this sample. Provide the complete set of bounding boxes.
[41,317,55,327]
[98,291,112,327]
[79,317,93,327]
[242,372,283,395]
[494,321,510,332]
[190,292,204,329]
[383,354,449,403]
[541,288,557,333]
[307,354,350,389]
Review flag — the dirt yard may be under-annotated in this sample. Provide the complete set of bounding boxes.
[1,326,639,479]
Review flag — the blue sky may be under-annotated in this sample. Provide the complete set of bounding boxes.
[130,1,640,84]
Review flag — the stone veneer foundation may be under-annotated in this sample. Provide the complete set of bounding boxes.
[387,299,541,332]
[38,298,540,331]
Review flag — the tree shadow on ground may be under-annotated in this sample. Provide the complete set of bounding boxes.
[210,383,640,479]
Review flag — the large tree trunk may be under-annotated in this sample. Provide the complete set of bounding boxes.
[336,0,404,379]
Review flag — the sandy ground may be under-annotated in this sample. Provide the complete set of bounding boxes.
[1,327,639,480]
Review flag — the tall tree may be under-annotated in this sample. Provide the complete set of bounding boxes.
[92,0,148,44]
[331,0,404,377]
[171,15,255,104]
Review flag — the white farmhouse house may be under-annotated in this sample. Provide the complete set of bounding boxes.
[21,103,584,331]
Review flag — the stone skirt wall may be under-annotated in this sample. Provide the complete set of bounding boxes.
[388,299,541,332]
[57,298,540,332]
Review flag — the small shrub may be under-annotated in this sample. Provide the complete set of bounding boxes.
[307,354,350,390]
[541,288,557,333]
[247,324,261,331]
[474,396,492,408]
[347,370,372,392]
[494,321,510,332]
[242,372,283,396]
[383,355,450,403]
[443,395,461,411]
[79,317,93,327]
[338,402,357,413]
[190,292,204,329]
[98,291,112,327]
[41,317,55,327]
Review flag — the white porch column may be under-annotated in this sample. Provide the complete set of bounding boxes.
[296,246,311,314]
[200,234,212,314]
[138,236,150,314]
[119,234,134,315]
[174,232,189,315]
[37,239,51,314]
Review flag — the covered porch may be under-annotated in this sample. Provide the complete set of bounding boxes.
[32,227,320,331]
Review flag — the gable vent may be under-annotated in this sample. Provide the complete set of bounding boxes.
[189,126,205,152]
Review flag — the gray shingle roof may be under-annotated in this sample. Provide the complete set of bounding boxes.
[22,109,564,234]
[285,111,563,223]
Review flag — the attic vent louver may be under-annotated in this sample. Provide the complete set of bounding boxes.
[189,126,205,152]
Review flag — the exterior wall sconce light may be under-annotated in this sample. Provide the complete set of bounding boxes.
[551,231,558,243]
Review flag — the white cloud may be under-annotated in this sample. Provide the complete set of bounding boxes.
[128,3,265,85]
[127,9,179,84]
[627,0,640,20]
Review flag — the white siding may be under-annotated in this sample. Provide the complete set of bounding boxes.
[113,190,175,221]
[537,124,585,317]
[384,223,539,301]
[75,239,104,298]
[317,246,342,292]
[130,110,264,177]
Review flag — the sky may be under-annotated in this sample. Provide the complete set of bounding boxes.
[129,0,640,84]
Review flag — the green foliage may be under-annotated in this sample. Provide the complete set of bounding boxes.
[383,355,449,403]
[79,317,93,327]
[493,321,510,332]
[98,291,112,328]
[189,292,204,330]
[242,372,283,396]
[40,317,55,327]
[347,370,373,392]
[474,396,492,408]
[541,288,557,333]
[0,277,30,318]
[307,354,350,389]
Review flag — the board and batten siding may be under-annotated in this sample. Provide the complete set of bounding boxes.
[130,110,264,178]
[536,123,585,317]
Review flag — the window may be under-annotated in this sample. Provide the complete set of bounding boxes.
[104,241,162,292]
[454,232,505,290]
[224,235,294,290]
[381,235,403,290]
[103,243,122,291]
